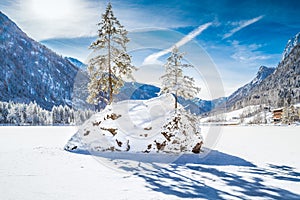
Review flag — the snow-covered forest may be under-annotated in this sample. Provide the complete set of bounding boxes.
[0,101,94,125]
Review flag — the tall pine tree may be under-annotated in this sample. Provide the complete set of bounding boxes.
[87,3,136,105]
[160,47,200,111]
[159,47,202,153]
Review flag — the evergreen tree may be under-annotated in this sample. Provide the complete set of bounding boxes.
[51,106,58,124]
[0,102,8,123]
[63,106,71,124]
[0,100,88,126]
[87,3,136,105]
[158,47,202,153]
[26,102,35,125]
[160,47,200,111]
[19,104,27,125]
[32,104,39,125]
[58,105,64,124]
[7,103,20,125]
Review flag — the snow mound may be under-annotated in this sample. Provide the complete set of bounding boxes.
[65,94,202,154]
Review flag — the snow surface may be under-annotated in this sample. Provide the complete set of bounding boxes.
[1,126,300,199]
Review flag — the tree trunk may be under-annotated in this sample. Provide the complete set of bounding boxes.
[175,92,178,112]
[108,34,113,104]
[175,56,178,113]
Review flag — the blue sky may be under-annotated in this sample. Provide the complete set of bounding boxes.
[1,0,300,99]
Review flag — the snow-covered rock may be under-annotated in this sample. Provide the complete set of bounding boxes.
[65,94,203,154]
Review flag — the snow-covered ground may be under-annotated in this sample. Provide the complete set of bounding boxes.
[0,126,300,199]
[200,105,274,125]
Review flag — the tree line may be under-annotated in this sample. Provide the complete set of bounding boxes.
[0,101,94,126]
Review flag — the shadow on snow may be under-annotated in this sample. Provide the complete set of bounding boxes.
[67,147,255,166]
[66,148,300,199]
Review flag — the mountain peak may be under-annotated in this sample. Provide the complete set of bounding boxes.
[258,65,268,71]
[0,11,8,20]
[225,65,275,109]
[282,32,300,61]
[254,66,275,84]
[66,57,86,69]
[0,11,23,35]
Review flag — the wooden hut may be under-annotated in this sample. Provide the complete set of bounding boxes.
[272,107,284,122]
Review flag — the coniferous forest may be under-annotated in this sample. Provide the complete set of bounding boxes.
[0,101,93,125]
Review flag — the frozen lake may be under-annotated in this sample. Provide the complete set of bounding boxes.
[0,126,299,199]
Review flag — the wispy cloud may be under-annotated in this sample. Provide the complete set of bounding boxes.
[223,15,264,39]
[143,22,212,65]
[230,40,271,66]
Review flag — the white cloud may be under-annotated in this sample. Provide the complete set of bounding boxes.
[143,22,212,65]
[223,15,264,39]
[230,40,271,66]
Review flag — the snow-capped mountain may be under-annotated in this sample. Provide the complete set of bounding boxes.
[73,78,210,115]
[65,57,86,69]
[225,66,275,109]
[117,82,160,101]
[119,83,218,114]
[282,32,300,61]
[0,12,78,110]
[225,34,300,110]
[178,96,226,115]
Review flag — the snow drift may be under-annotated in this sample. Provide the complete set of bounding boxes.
[65,94,203,154]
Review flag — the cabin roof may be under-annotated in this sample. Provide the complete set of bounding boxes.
[272,107,284,112]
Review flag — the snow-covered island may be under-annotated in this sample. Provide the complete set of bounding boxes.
[65,94,203,154]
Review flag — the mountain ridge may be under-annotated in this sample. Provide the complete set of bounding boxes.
[0,11,79,110]
[226,43,300,111]
[224,66,275,109]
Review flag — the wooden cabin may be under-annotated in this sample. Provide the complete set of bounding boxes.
[272,107,284,122]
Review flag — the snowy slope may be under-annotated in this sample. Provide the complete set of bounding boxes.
[225,66,275,109]
[0,12,78,110]
[65,94,202,154]
[200,105,274,124]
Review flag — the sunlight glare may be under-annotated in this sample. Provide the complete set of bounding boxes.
[29,0,73,20]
